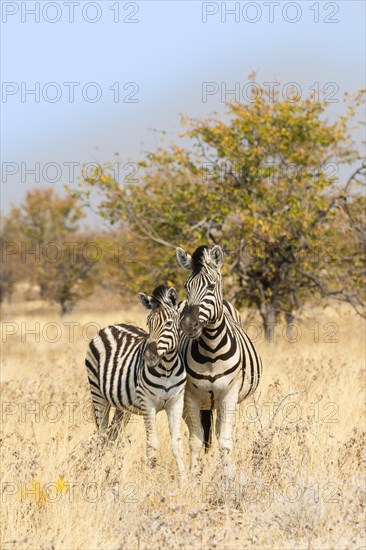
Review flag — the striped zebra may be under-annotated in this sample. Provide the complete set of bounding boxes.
[85,285,186,474]
[176,245,262,476]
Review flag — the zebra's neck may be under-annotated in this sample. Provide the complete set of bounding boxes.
[143,348,181,376]
[201,308,226,341]
[160,349,180,368]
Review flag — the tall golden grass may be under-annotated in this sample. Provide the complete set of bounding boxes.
[1,289,365,549]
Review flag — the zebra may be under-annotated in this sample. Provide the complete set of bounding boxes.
[176,244,262,476]
[85,285,186,474]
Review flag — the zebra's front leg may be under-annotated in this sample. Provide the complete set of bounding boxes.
[216,391,238,480]
[143,407,159,468]
[166,393,185,476]
[184,395,203,475]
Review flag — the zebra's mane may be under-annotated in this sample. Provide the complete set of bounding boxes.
[151,284,175,308]
[191,245,214,275]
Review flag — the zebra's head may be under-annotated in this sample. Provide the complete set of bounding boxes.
[138,285,180,367]
[176,245,224,339]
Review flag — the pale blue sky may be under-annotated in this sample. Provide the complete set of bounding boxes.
[1,0,365,217]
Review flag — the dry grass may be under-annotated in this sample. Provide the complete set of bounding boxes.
[1,289,365,549]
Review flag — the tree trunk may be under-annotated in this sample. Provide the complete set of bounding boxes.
[285,311,297,341]
[60,300,73,316]
[261,302,277,343]
[39,282,47,299]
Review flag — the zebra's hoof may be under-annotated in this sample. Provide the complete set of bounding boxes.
[189,465,202,479]
[223,462,236,482]
[148,457,157,469]
[179,472,187,481]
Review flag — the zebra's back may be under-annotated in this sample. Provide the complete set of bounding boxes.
[86,323,147,413]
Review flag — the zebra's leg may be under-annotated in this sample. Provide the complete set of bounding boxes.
[143,407,159,468]
[166,394,185,476]
[184,394,204,474]
[215,411,221,440]
[98,402,111,431]
[108,408,128,440]
[216,391,238,479]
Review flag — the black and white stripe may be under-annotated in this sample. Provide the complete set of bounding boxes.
[176,245,262,475]
[85,285,186,473]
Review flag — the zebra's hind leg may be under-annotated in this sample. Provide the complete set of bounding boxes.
[89,394,111,457]
[108,408,128,441]
[91,392,111,432]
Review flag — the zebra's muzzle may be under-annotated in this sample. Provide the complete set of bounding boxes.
[180,305,203,339]
[144,342,160,367]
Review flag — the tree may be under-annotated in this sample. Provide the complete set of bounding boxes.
[81,82,365,338]
[91,228,152,297]
[0,217,20,304]
[5,188,97,314]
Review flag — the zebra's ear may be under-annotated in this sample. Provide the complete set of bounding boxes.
[209,245,224,269]
[166,287,179,308]
[176,247,192,270]
[138,292,155,310]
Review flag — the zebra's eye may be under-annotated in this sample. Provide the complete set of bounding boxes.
[165,320,173,329]
[207,283,215,290]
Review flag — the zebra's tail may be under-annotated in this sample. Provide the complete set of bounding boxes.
[200,410,213,452]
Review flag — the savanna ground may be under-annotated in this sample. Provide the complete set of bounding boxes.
[1,287,365,550]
